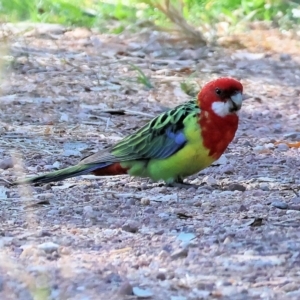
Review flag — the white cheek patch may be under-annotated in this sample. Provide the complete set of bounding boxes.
[211,101,231,117]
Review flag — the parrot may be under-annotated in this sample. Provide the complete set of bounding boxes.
[13,77,244,187]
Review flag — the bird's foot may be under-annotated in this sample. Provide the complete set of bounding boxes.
[274,141,300,148]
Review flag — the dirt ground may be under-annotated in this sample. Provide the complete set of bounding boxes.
[0,23,300,299]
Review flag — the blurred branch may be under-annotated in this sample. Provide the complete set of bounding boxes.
[141,0,207,45]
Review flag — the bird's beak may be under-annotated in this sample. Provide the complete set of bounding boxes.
[230,92,243,112]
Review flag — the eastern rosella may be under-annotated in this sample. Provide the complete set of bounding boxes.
[14,77,243,187]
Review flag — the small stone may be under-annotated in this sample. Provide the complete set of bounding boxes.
[178,49,197,60]
[171,247,189,260]
[273,123,282,130]
[259,183,269,191]
[59,247,70,255]
[144,207,155,214]
[38,242,59,253]
[126,198,136,205]
[158,213,170,220]
[243,141,253,147]
[52,161,60,169]
[271,201,288,210]
[0,158,13,170]
[177,232,195,243]
[37,193,55,200]
[276,143,289,151]
[223,236,233,244]
[253,145,265,152]
[37,230,52,237]
[158,250,169,259]
[283,132,299,139]
[105,273,122,284]
[264,143,274,149]
[132,287,153,298]
[156,272,166,280]
[203,176,217,186]
[122,221,139,233]
[227,183,246,192]
[171,297,188,300]
[219,165,234,174]
[118,281,133,296]
[239,204,248,212]
[141,198,150,205]
[280,53,291,61]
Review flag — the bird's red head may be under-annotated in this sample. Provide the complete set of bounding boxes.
[197,77,243,117]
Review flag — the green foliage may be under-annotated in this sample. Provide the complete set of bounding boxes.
[182,0,300,27]
[0,0,299,31]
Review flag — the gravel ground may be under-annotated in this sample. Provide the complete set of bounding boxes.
[0,23,300,299]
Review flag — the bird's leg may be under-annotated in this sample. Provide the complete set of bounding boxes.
[166,177,199,189]
[274,141,300,148]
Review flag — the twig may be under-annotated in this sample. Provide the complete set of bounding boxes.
[92,109,154,118]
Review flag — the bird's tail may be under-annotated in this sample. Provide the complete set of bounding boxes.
[13,163,107,185]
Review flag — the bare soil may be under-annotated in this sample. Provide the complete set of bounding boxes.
[0,23,300,299]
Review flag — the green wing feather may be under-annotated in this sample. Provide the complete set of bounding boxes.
[81,99,200,164]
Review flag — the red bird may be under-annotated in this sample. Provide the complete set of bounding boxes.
[15,77,244,187]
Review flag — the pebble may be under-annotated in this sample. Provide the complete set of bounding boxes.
[118,281,133,296]
[276,143,289,151]
[141,198,150,205]
[38,242,59,253]
[171,297,187,300]
[0,158,13,170]
[126,198,136,205]
[239,204,248,212]
[177,232,195,243]
[279,53,291,61]
[59,247,71,255]
[219,165,234,174]
[264,143,274,149]
[271,201,288,210]
[52,161,60,169]
[156,272,166,280]
[144,207,155,214]
[227,183,246,192]
[178,49,198,60]
[158,250,169,259]
[203,176,217,186]
[122,221,139,233]
[37,230,52,237]
[283,132,299,139]
[253,145,265,152]
[171,247,189,260]
[259,183,269,191]
[37,193,55,200]
[132,287,153,298]
[158,213,170,221]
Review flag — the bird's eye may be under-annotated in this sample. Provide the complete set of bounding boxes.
[215,88,222,95]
